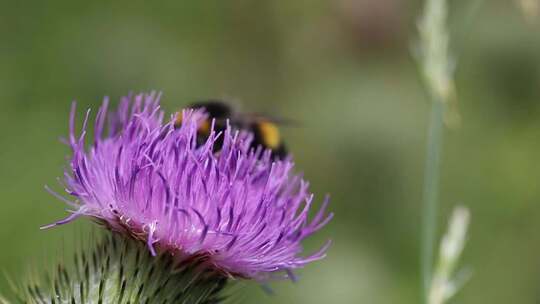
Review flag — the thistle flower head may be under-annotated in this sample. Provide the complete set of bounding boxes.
[46,93,332,280]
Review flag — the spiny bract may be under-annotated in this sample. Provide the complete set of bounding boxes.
[9,234,227,304]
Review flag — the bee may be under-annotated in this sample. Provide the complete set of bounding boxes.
[174,100,288,159]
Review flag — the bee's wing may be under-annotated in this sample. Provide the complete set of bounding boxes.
[245,112,302,127]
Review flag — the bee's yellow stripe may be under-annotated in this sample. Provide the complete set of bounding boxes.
[198,119,211,135]
[174,112,211,135]
[174,112,183,128]
[257,121,281,149]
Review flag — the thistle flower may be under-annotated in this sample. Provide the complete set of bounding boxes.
[45,93,332,281]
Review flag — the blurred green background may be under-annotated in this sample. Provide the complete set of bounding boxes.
[1,0,540,303]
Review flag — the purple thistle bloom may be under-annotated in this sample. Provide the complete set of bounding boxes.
[45,93,332,280]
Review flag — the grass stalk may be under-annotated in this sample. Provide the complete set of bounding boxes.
[417,0,453,302]
[421,99,445,303]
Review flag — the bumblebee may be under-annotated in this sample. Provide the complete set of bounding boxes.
[174,100,287,159]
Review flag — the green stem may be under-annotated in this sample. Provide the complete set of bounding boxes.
[421,99,445,304]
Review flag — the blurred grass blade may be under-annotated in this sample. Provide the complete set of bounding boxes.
[418,0,453,102]
[417,0,455,302]
[429,206,471,304]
